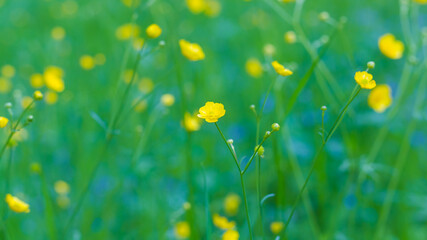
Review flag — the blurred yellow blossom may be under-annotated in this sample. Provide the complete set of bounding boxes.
[368,84,392,113]
[272,61,293,76]
[0,116,9,128]
[121,0,140,7]
[1,65,15,78]
[197,102,225,123]
[44,66,65,92]
[5,194,30,213]
[179,39,205,61]
[45,91,58,105]
[146,24,162,39]
[245,58,263,78]
[354,71,376,89]
[224,193,241,216]
[138,78,154,94]
[204,0,221,17]
[0,77,11,93]
[378,33,404,59]
[133,99,148,113]
[174,221,191,239]
[51,27,66,40]
[123,69,136,83]
[12,129,28,142]
[54,180,70,195]
[94,53,106,65]
[30,73,44,88]
[414,0,427,4]
[61,0,78,16]
[30,162,42,174]
[161,94,175,106]
[21,97,33,109]
[270,221,284,234]
[79,55,95,70]
[116,23,140,40]
[263,44,276,56]
[183,112,202,132]
[222,229,239,240]
[282,0,295,2]
[213,213,235,230]
[186,0,206,14]
[56,195,70,209]
[284,31,297,44]
[133,37,144,50]
[33,90,43,101]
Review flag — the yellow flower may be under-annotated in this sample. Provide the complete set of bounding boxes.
[45,91,58,105]
[282,0,295,2]
[54,180,70,195]
[204,0,221,17]
[61,0,78,16]
[30,162,42,174]
[56,195,70,209]
[123,69,137,83]
[33,90,43,101]
[12,128,28,142]
[161,94,175,107]
[133,37,144,50]
[414,0,427,4]
[368,84,393,113]
[213,213,235,230]
[115,23,140,40]
[183,112,202,132]
[138,78,154,94]
[270,221,284,234]
[80,55,95,70]
[1,65,15,78]
[133,99,148,113]
[378,33,404,59]
[179,39,205,61]
[263,44,276,56]
[51,26,66,40]
[174,221,191,239]
[0,77,11,93]
[271,61,293,76]
[222,229,239,240]
[245,58,263,78]
[30,73,44,88]
[0,116,9,128]
[146,24,162,39]
[354,71,376,89]
[197,102,225,123]
[121,0,140,7]
[284,31,297,44]
[94,53,106,65]
[186,0,206,14]
[44,66,65,92]
[224,193,241,216]
[5,194,30,213]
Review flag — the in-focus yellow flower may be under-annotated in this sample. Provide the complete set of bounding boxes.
[174,221,191,239]
[0,77,11,93]
[45,91,58,105]
[270,221,284,234]
[213,213,235,230]
[51,27,66,40]
[30,73,44,88]
[271,61,293,76]
[222,229,239,240]
[33,90,43,101]
[245,58,263,78]
[79,55,95,70]
[0,116,9,128]
[146,24,162,39]
[1,65,15,78]
[186,0,206,14]
[138,78,154,94]
[197,102,225,123]
[224,193,241,216]
[284,31,297,44]
[21,97,33,109]
[183,112,202,132]
[133,37,144,50]
[94,53,106,65]
[378,33,404,59]
[116,23,140,40]
[44,66,65,92]
[414,0,427,4]
[161,94,175,107]
[368,84,392,113]
[204,0,221,17]
[5,194,30,213]
[354,71,376,89]
[179,39,205,61]
[54,180,70,195]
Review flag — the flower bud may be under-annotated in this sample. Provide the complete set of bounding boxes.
[4,102,12,109]
[264,131,271,139]
[271,123,280,131]
[27,115,34,122]
[227,139,234,144]
[33,90,43,101]
[319,11,330,21]
[367,61,375,69]
[254,145,265,157]
[321,105,327,111]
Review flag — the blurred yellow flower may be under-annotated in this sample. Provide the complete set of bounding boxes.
[213,213,235,230]
[368,84,392,113]
[30,162,42,174]
[21,97,33,109]
[94,53,106,65]
[121,0,140,7]
[284,31,297,44]
[179,39,205,61]
[30,73,44,88]
[204,0,221,17]
[197,102,225,123]
[282,0,295,2]
[0,116,9,128]
[245,58,263,78]
[272,61,293,76]
[354,71,376,89]
[123,69,137,83]
[33,90,43,101]
[161,94,175,106]
[0,77,12,93]
[5,194,30,213]
[1,65,15,78]
[183,112,202,132]
[54,180,70,195]
[133,37,144,51]
[44,66,65,92]
[80,55,95,70]
[186,0,206,14]
[222,229,239,240]
[414,0,427,4]
[263,44,276,56]
[61,0,78,16]
[270,221,284,234]
[174,221,191,239]
[224,193,241,216]
[51,27,66,40]
[378,33,404,59]
[116,23,140,40]
[133,99,147,113]
[12,129,28,142]
[45,91,58,105]
[56,195,70,209]
[138,78,154,94]
[146,24,162,39]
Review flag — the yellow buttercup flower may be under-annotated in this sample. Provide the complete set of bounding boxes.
[378,33,404,59]
[44,66,65,92]
[271,61,293,76]
[204,0,221,17]
[368,84,392,113]
[146,24,162,39]
[0,77,11,93]
[5,194,30,213]
[224,193,241,216]
[174,221,191,239]
[79,55,95,70]
[1,65,15,78]
[282,0,295,2]
[414,0,427,4]
[270,221,284,234]
[138,78,154,94]
[51,27,66,40]
[115,23,140,40]
[54,180,70,195]
[33,90,43,101]
[0,116,9,128]
[45,91,58,105]
[197,102,225,123]
[186,0,206,14]
[222,229,239,240]
[179,40,205,61]
[183,112,202,132]
[213,213,235,230]
[284,31,297,44]
[245,58,263,78]
[121,0,140,7]
[161,94,175,107]
[30,73,44,88]
[354,71,376,89]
